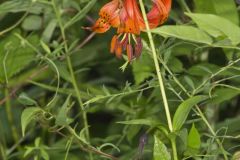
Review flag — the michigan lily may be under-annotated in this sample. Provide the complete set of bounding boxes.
[87,0,171,61]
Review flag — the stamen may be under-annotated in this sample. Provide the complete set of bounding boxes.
[134,36,143,58]
[131,34,138,44]
[128,34,131,44]
[120,33,127,43]
[121,34,128,51]
[117,33,123,38]
[126,44,133,61]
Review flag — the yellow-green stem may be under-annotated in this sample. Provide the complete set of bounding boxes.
[139,0,173,132]
[170,137,178,160]
[5,88,19,146]
[139,0,177,159]
[157,51,228,160]
[51,1,92,159]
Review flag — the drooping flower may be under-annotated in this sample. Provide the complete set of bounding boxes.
[87,0,171,61]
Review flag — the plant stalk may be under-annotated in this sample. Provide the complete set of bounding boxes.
[139,0,177,159]
[139,0,173,133]
[5,88,19,147]
[52,1,92,159]
[157,55,228,159]
[170,137,178,160]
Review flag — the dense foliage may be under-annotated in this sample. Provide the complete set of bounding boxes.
[0,0,240,160]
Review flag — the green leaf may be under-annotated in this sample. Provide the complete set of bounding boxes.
[79,127,89,144]
[217,116,240,134]
[153,135,171,160]
[212,0,239,25]
[54,61,72,83]
[83,95,105,106]
[117,119,160,126]
[0,32,38,83]
[184,76,195,90]
[188,63,220,76]
[127,125,141,143]
[194,0,239,25]
[186,13,240,45]
[40,40,51,54]
[24,147,34,158]
[210,88,240,104]
[187,123,201,150]
[40,149,49,160]
[18,93,38,106]
[132,52,155,85]
[194,0,215,14]
[55,96,73,126]
[64,0,97,28]
[41,19,57,43]
[151,26,213,45]
[177,128,188,153]
[173,95,207,131]
[168,57,183,73]
[21,107,43,136]
[0,0,42,14]
[21,15,42,31]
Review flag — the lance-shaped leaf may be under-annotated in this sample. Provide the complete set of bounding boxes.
[173,95,208,131]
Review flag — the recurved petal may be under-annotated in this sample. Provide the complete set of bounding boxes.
[117,0,141,34]
[146,0,171,29]
[90,0,121,32]
[92,18,111,33]
[110,13,120,28]
[110,35,118,53]
[99,0,119,17]
[99,0,120,27]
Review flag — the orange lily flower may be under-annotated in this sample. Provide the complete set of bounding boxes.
[88,0,171,61]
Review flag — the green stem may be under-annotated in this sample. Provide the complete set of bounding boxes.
[51,1,92,159]
[0,122,7,160]
[170,137,178,160]
[139,0,177,159]
[5,88,19,147]
[67,126,118,160]
[193,57,240,95]
[139,0,173,132]
[195,107,228,160]
[157,54,228,159]
[0,146,7,160]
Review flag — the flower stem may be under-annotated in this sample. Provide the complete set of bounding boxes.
[51,1,92,159]
[138,0,177,159]
[139,0,173,133]
[170,137,178,160]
